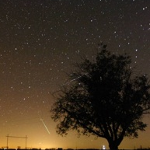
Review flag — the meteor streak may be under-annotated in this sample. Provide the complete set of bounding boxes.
[40,118,50,134]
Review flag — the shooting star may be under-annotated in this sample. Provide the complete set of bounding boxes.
[63,73,88,86]
[40,118,50,134]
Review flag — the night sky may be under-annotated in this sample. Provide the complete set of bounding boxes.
[0,0,150,149]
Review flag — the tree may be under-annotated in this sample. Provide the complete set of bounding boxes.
[51,45,150,150]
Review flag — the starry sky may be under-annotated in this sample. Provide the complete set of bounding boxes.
[0,0,150,149]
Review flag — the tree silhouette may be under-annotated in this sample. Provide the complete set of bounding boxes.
[51,45,150,150]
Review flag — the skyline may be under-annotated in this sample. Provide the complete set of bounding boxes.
[0,0,150,149]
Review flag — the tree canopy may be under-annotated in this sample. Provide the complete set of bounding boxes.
[51,45,150,150]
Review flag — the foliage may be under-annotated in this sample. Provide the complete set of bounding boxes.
[51,45,150,150]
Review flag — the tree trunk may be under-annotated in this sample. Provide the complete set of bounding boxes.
[108,141,119,150]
